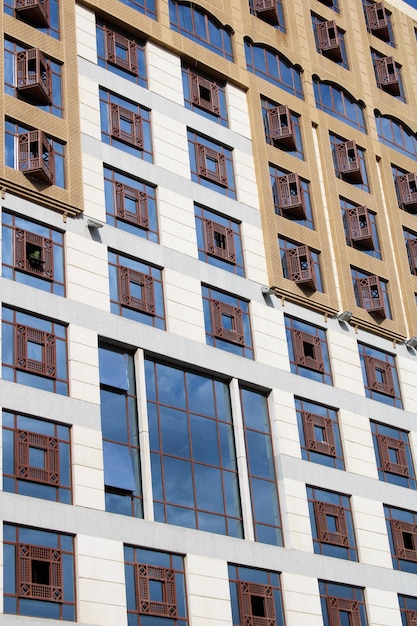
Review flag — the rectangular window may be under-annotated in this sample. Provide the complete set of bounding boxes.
[240,388,282,545]
[312,14,348,68]
[99,343,143,517]
[229,564,285,626]
[285,316,332,385]
[2,211,65,295]
[279,237,323,292]
[249,0,286,30]
[96,22,147,86]
[4,524,76,620]
[108,251,165,329]
[124,546,187,624]
[3,411,71,503]
[270,164,314,229]
[308,486,357,561]
[396,172,417,212]
[182,65,228,126]
[341,198,381,259]
[295,398,344,469]
[99,89,152,161]
[364,1,394,45]
[359,342,402,408]
[262,97,303,159]
[195,204,244,276]
[330,133,369,192]
[385,505,417,573]
[371,421,415,489]
[5,0,60,39]
[188,130,236,197]
[404,228,417,275]
[104,167,158,242]
[145,359,243,537]
[399,595,417,626]
[202,286,253,359]
[319,581,368,626]
[351,267,391,319]
[5,120,65,188]
[2,307,68,395]
[244,39,303,99]
[372,50,404,100]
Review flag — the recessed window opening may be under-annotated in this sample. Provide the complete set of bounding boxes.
[303,340,315,359]
[251,595,266,617]
[403,532,414,550]
[32,559,50,585]
[199,84,211,101]
[214,231,226,249]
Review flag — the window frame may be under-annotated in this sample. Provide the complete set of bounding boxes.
[319,581,368,626]
[359,343,402,408]
[245,39,303,99]
[296,398,344,469]
[313,79,366,133]
[285,316,332,385]
[371,421,415,489]
[188,130,236,198]
[182,65,228,126]
[194,204,244,276]
[96,21,147,86]
[270,164,314,229]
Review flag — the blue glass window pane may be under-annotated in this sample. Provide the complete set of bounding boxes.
[190,415,219,465]
[163,457,194,507]
[160,407,190,458]
[100,389,128,442]
[103,441,137,491]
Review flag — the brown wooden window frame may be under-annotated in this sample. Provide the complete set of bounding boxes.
[14,227,54,281]
[254,0,280,25]
[118,266,155,315]
[16,48,51,104]
[291,329,324,372]
[405,610,417,626]
[364,355,395,397]
[392,519,417,562]
[376,433,409,477]
[277,173,305,219]
[14,0,49,27]
[302,411,336,457]
[327,596,361,626]
[238,580,277,624]
[105,28,138,75]
[357,275,386,317]
[196,143,228,187]
[190,72,220,116]
[15,324,57,379]
[285,245,317,290]
[18,543,63,602]
[314,500,349,547]
[18,129,54,185]
[267,105,296,150]
[210,299,244,345]
[110,104,143,148]
[135,564,177,618]
[366,2,390,40]
[397,173,417,210]
[336,141,362,183]
[114,182,149,229]
[317,20,343,62]
[203,218,236,264]
[376,56,400,95]
[347,206,374,249]
[16,429,59,485]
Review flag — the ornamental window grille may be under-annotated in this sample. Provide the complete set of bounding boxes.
[336,141,362,183]
[203,219,235,264]
[267,105,296,150]
[15,324,56,379]
[110,104,143,148]
[254,0,280,25]
[364,356,395,397]
[118,266,155,315]
[376,433,409,477]
[190,72,220,115]
[14,227,54,280]
[397,173,417,210]
[317,20,342,61]
[135,564,177,618]
[276,173,305,219]
[291,329,324,372]
[327,597,361,626]
[302,411,336,457]
[105,28,138,74]
[357,275,386,317]
[376,56,400,95]
[14,0,49,27]
[18,543,62,601]
[16,429,59,485]
[114,182,149,228]
[346,206,374,249]
[314,501,349,547]
[285,246,316,290]
[210,300,244,345]
[238,580,277,624]
[18,130,54,185]
[196,144,228,186]
[366,3,390,40]
[16,48,51,103]
[391,520,417,562]
[408,238,417,272]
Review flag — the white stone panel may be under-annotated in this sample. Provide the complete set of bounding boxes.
[282,573,322,626]
[75,4,97,63]
[164,269,205,341]
[241,222,269,284]
[158,188,197,257]
[227,84,251,139]
[353,497,392,567]
[186,555,232,625]
[338,409,377,479]
[366,588,402,626]
[78,76,101,139]
[327,329,365,395]
[251,301,290,369]
[270,390,300,459]
[234,149,260,210]
[147,42,183,104]
[152,112,189,176]
[397,354,417,413]
[66,232,110,310]
[68,325,100,404]
[283,479,313,551]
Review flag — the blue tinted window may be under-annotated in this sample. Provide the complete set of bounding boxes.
[245,39,303,99]
[279,237,324,292]
[314,79,366,132]
[248,0,286,31]
[96,22,147,85]
[285,316,332,385]
[371,49,404,101]
[270,163,315,230]
[195,204,244,276]
[385,505,417,573]
[182,64,228,126]
[359,343,402,408]
[330,132,369,192]
[312,13,348,69]
[296,398,344,469]
[119,0,156,19]
[341,198,381,259]
[376,113,417,159]
[188,130,236,198]
[351,267,392,319]
[319,581,368,626]
[229,564,285,625]
[262,97,304,160]
[371,421,415,489]
[4,0,60,39]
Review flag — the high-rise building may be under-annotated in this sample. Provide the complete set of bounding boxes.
[2,0,417,624]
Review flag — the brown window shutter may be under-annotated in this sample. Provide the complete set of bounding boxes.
[16,429,59,484]
[408,239,417,271]
[277,173,305,219]
[105,29,138,74]
[397,173,417,210]
[196,144,228,187]
[15,324,57,378]
[136,564,177,617]
[328,597,361,626]
[357,276,385,317]
[254,0,279,25]
[114,182,149,229]
[376,56,400,95]
[317,20,342,61]
[364,356,395,397]
[110,104,143,148]
[190,72,220,115]
[406,610,417,626]
[119,266,155,315]
[376,433,409,477]
[15,0,50,27]
[18,130,54,185]
[14,227,54,280]
[268,105,296,150]
[302,411,336,456]
[203,219,236,263]
[285,246,316,290]
[238,581,277,625]
[391,519,417,562]
[16,48,52,104]
[366,3,389,39]
[18,544,62,601]
[336,141,362,182]
[292,329,324,372]
[347,206,373,249]
[314,500,349,546]
[210,300,244,345]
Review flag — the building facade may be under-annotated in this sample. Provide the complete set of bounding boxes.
[2,0,417,624]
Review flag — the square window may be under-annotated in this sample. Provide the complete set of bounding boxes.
[359,343,402,408]
[195,205,244,276]
[312,14,348,68]
[320,581,368,626]
[228,564,285,626]
[385,505,417,572]
[371,422,415,489]
[351,268,391,318]
[188,130,236,198]
[182,65,228,125]
[285,317,332,385]
[280,238,323,291]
